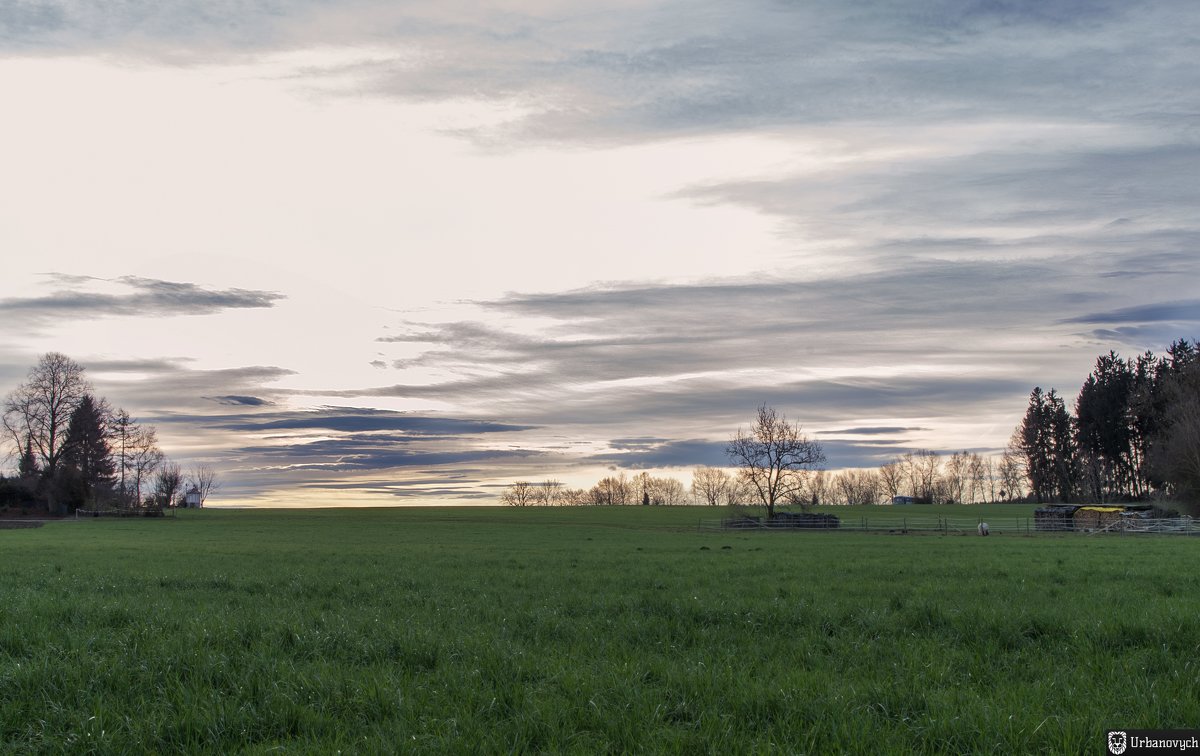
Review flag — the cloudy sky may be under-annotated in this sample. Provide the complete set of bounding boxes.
[1,0,1197,505]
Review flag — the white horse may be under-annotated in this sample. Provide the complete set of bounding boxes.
[978,522,989,536]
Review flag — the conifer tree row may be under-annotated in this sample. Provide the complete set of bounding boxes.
[1013,339,1198,504]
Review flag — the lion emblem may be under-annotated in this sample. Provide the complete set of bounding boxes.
[1108,731,1127,755]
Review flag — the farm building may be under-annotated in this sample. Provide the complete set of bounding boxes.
[183,486,202,508]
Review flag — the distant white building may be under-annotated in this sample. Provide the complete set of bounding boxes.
[184,486,202,508]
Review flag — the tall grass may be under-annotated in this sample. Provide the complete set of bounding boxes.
[1,506,1197,752]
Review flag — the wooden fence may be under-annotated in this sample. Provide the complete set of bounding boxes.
[698,515,1197,536]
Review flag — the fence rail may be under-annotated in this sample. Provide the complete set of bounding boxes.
[76,507,166,518]
[698,515,1198,536]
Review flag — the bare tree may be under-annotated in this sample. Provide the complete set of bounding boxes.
[999,443,1026,501]
[967,453,990,504]
[501,481,536,507]
[942,452,970,504]
[127,425,162,507]
[188,464,220,505]
[878,460,904,501]
[649,476,688,505]
[589,474,631,505]
[832,469,882,505]
[632,471,654,505]
[727,405,825,519]
[3,353,91,479]
[723,476,754,506]
[560,487,589,506]
[983,455,999,503]
[110,409,136,504]
[154,460,184,508]
[107,410,163,507]
[534,478,562,507]
[803,469,830,507]
[691,466,730,506]
[909,450,941,503]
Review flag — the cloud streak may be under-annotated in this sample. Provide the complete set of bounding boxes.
[0,275,284,326]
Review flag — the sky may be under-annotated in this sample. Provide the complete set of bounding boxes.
[1,0,1198,506]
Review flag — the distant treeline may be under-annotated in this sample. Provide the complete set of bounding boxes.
[502,449,1026,508]
[503,338,1200,509]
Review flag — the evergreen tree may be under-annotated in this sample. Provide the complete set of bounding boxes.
[60,395,116,507]
[1018,387,1053,503]
[17,436,39,479]
[1046,389,1077,502]
[1075,352,1133,501]
[1148,342,1200,504]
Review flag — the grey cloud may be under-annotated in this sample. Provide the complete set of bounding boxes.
[1064,300,1200,325]
[1083,326,1200,348]
[585,435,917,471]
[812,440,912,470]
[95,363,296,415]
[213,407,534,435]
[897,0,1121,29]
[822,426,929,435]
[345,259,1093,437]
[0,0,321,53]
[6,1,1194,146]
[298,476,485,491]
[232,438,537,471]
[588,439,729,469]
[816,440,1001,469]
[544,374,1032,429]
[145,404,547,501]
[0,275,284,326]
[609,437,672,450]
[681,146,1200,241]
[87,357,194,373]
[208,395,273,407]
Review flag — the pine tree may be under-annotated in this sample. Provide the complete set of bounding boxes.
[1075,352,1133,501]
[1046,389,1077,502]
[60,395,116,506]
[1018,387,1053,504]
[17,436,39,479]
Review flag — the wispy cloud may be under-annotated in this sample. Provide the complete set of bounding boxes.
[90,359,296,415]
[210,406,536,435]
[208,395,274,407]
[1063,299,1200,325]
[142,405,547,501]
[350,260,1088,423]
[0,275,284,327]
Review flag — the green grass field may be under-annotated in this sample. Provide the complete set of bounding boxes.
[2,505,1198,753]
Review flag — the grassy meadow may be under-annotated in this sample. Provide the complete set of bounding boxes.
[2,504,1199,753]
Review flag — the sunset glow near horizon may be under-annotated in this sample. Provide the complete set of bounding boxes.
[2,1,1198,505]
